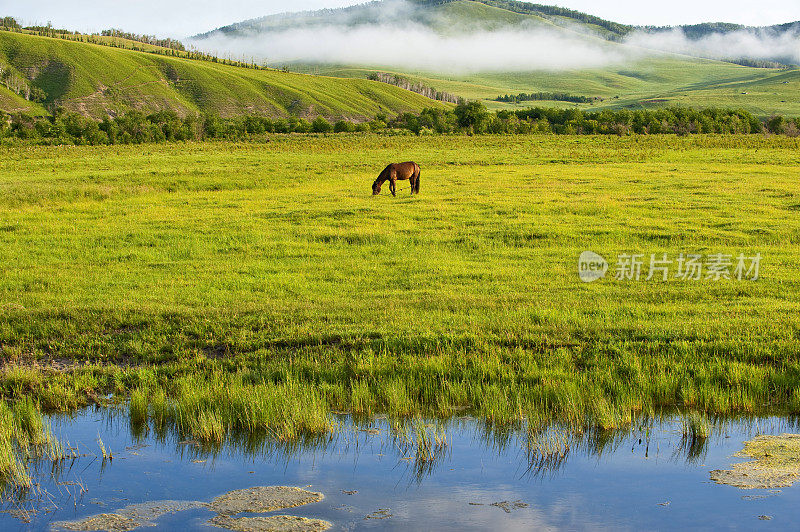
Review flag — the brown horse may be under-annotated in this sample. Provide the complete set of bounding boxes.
[372,162,421,196]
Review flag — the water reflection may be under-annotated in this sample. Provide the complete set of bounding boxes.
[1,409,799,530]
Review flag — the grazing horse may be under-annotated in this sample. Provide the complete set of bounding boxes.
[372,162,421,196]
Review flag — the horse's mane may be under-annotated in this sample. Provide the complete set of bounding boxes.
[375,164,393,185]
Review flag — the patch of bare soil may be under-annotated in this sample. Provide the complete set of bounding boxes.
[52,487,327,531]
[710,434,800,489]
[209,487,324,515]
[53,513,140,531]
[208,515,332,532]
[52,500,206,530]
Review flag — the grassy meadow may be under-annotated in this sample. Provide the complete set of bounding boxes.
[1,134,800,464]
[315,59,800,117]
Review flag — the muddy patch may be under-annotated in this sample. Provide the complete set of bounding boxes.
[52,500,206,531]
[209,515,332,531]
[53,487,326,531]
[710,434,800,489]
[209,486,324,515]
[54,513,139,531]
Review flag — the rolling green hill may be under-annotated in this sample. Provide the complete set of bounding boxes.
[199,0,630,38]
[196,0,800,116]
[0,30,443,119]
[313,57,800,116]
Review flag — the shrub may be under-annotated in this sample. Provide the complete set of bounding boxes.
[311,116,332,133]
[333,120,356,133]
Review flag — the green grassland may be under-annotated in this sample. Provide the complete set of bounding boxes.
[310,57,800,116]
[0,31,443,119]
[1,134,799,450]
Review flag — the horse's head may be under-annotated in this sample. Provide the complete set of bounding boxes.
[372,180,381,195]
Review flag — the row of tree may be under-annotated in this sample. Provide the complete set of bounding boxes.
[0,64,47,103]
[1,16,20,30]
[0,109,390,145]
[367,73,460,104]
[475,0,631,36]
[0,17,270,72]
[495,92,600,104]
[99,29,185,51]
[391,103,796,135]
[1,104,798,145]
[1,17,184,50]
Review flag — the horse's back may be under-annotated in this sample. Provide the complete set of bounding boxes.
[395,161,419,179]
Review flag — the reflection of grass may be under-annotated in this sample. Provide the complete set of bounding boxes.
[0,399,65,490]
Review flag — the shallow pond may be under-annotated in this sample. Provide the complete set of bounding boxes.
[3,410,800,530]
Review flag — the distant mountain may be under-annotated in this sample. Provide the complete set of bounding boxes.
[641,21,800,40]
[194,0,800,64]
[190,0,800,116]
[194,0,631,39]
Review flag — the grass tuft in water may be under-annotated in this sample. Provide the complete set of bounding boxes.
[682,412,712,441]
[0,399,64,491]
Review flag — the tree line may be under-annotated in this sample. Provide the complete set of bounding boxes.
[475,1,631,36]
[1,17,184,50]
[1,103,798,145]
[391,103,796,136]
[367,73,460,104]
[0,109,387,145]
[99,29,185,51]
[495,92,600,104]
[0,17,270,72]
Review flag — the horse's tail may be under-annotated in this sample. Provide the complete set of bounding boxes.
[414,163,421,194]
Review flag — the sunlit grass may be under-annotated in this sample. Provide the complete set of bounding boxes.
[0,134,798,455]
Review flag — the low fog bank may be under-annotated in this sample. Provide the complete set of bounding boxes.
[188,13,799,73]
[189,26,632,73]
[625,28,800,64]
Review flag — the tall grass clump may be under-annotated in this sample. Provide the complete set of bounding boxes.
[191,410,225,444]
[129,388,148,429]
[0,399,64,490]
[12,398,44,446]
[130,372,334,445]
[681,412,712,441]
[0,403,30,489]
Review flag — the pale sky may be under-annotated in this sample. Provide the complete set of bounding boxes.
[2,0,799,38]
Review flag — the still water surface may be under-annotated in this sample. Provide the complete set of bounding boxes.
[2,410,799,530]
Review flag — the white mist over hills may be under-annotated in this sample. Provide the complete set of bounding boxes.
[190,26,634,73]
[626,28,800,65]
[9,0,800,36]
[188,0,800,74]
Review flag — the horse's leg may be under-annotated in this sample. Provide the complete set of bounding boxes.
[390,176,396,197]
[410,175,416,196]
